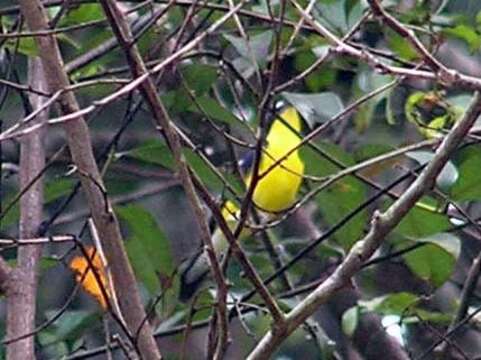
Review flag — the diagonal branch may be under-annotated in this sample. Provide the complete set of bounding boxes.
[96,0,235,357]
[366,0,448,74]
[16,0,161,358]
[288,0,481,90]
[247,92,481,359]
[97,2,287,355]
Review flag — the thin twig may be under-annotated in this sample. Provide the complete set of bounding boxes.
[98,0,243,355]
[247,91,481,359]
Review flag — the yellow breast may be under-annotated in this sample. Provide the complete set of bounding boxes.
[246,107,304,213]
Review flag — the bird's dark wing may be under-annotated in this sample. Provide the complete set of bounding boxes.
[238,149,256,175]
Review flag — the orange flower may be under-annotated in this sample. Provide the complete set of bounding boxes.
[69,246,109,309]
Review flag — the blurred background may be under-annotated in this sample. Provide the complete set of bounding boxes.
[2,0,481,359]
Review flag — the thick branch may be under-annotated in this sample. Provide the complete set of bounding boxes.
[97,0,232,356]
[289,0,481,90]
[16,0,161,358]
[5,58,46,360]
[247,92,481,359]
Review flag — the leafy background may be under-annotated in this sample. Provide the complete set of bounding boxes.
[2,0,481,359]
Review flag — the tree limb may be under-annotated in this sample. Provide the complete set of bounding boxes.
[16,0,161,358]
[247,92,481,359]
[97,0,235,357]
[5,58,46,360]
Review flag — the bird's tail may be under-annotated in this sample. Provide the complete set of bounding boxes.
[178,249,211,302]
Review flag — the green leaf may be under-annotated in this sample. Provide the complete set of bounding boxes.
[184,148,223,192]
[451,146,481,201]
[281,92,344,127]
[117,204,174,294]
[394,204,451,238]
[444,24,481,53]
[37,331,68,356]
[386,86,408,125]
[188,95,240,125]
[357,70,394,95]
[386,29,418,60]
[315,0,348,32]
[293,50,336,92]
[45,178,76,203]
[57,32,82,50]
[224,172,246,196]
[359,292,418,316]
[342,306,360,336]
[301,141,367,249]
[386,88,401,125]
[224,31,273,79]
[402,308,452,324]
[419,233,461,258]
[70,63,103,82]
[6,37,38,56]
[40,257,59,272]
[403,233,460,287]
[105,178,137,196]
[406,150,458,189]
[181,64,218,95]
[354,70,394,131]
[353,96,376,133]
[59,4,104,25]
[42,310,100,343]
[347,0,367,29]
[1,178,75,228]
[124,139,175,169]
[124,235,160,295]
[224,31,273,68]
[123,140,231,193]
[160,89,192,114]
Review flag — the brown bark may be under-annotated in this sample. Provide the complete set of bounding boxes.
[16,1,161,358]
[6,58,46,360]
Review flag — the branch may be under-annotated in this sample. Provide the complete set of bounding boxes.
[247,92,481,359]
[366,0,448,74]
[173,124,286,325]
[65,2,171,73]
[437,250,481,356]
[192,174,286,322]
[5,58,46,360]
[53,181,179,226]
[0,2,276,143]
[288,0,481,90]
[96,0,286,346]
[16,0,161,358]
[0,235,75,246]
[97,0,243,356]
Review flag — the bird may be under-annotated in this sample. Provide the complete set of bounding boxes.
[69,246,110,309]
[179,105,305,301]
[243,105,305,213]
[179,200,241,301]
[405,91,462,139]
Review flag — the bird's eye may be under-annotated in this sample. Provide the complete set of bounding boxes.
[274,100,286,111]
